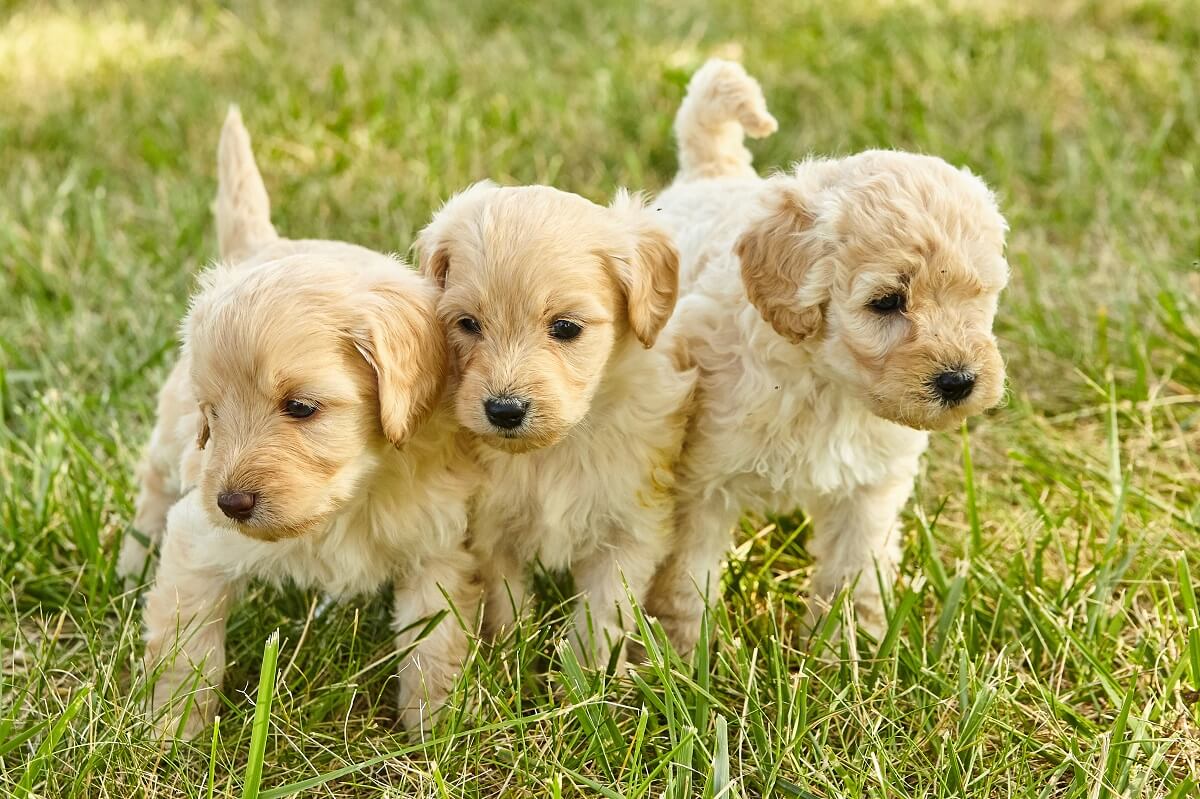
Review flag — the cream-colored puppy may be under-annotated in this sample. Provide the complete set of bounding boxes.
[645,61,1010,652]
[416,184,694,666]
[123,109,479,738]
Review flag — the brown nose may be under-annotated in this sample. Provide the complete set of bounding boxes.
[217,491,257,521]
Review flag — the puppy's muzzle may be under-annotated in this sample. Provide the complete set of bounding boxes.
[932,369,976,405]
[217,490,257,521]
[483,396,530,430]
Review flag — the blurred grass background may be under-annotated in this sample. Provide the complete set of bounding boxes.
[1,0,1198,796]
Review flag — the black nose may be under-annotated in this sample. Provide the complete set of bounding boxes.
[934,370,976,404]
[484,397,529,429]
[217,491,257,520]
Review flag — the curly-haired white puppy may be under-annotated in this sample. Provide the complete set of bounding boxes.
[122,109,480,738]
[645,60,1010,652]
[416,183,694,666]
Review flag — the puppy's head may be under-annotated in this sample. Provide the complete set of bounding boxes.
[184,255,446,540]
[736,151,1009,431]
[416,183,678,452]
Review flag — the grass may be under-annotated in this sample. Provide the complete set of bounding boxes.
[1,0,1198,795]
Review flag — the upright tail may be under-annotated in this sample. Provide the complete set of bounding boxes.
[673,59,778,183]
[215,106,278,262]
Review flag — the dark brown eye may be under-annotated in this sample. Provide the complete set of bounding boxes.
[458,316,482,335]
[549,319,582,341]
[869,293,906,313]
[285,400,317,419]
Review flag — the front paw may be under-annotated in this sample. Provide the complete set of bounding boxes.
[569,621,628,672]
[852,595,887,641]
[398,681,455,743]
[802,592,887,649]
[652,611,703,658]
[150,688,214,743]
[117,535,151,584]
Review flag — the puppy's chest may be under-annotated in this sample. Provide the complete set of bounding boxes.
[699,373,927,505]
[474,439,672,568]
[248,499,461,598]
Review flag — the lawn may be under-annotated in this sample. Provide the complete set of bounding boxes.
[1,0,1198,796]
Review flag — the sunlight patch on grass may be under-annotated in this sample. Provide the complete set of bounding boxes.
[0,9,197,110]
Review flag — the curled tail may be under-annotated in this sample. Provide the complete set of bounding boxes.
[215,106,278,262]
[674,59,777,183]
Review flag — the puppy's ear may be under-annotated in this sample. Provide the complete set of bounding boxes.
[608,190,680,348]
[735,183,832,343]
[196,412,210,450]
[353,279,448,448]
[420,246,451,290]
[415,181,500,290]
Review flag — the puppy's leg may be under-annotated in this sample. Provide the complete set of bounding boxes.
[143,496,237,740]
[644,497,741,655]
[393,546,481,738]
[118,449,179,581]
[119,361,199,582]
[805,472,916,639]
[569,529,664,669]
[479,546,529,640]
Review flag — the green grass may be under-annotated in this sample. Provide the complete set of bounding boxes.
[2,0,1199,795]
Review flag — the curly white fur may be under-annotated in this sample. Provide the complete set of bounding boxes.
[645,60,1010,651]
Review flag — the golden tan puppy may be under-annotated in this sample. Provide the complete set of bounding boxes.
[645,60,1009,652]
[417,184,694,666]
[126,109,479,739]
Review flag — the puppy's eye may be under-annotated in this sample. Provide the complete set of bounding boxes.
[458,316,482,336]
[549,319,583,341]
[868,293,906,314]
[284,400,317,419]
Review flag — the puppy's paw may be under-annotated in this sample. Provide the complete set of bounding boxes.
[397,672,456,743]
[802,593,888,657]
[852,597,888,642]
[116,534,151,585]
[653,612,703,658]
[150,698,212,745]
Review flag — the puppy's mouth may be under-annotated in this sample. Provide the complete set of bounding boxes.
[476,428,565,454]
[209,505,330,543]
[472,416,568,453]
[868,383,1001,432]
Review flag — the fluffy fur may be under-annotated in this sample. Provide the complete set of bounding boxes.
[123,108,480,739]
[417,183,695,665]
[645,60,1010,652]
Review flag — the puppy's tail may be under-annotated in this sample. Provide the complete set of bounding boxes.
[215,105,278,262]
[674,59,777,183]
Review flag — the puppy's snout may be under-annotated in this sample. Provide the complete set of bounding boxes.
[484,396,529,430]
[217,490,257,521]
[933,369,976,404]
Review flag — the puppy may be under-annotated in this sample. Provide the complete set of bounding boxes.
[645,60,1010,652]
[416,183,694,666]
[125,108,479,738]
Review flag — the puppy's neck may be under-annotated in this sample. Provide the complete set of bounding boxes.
[371,400,471,485]
[582,336,678,427]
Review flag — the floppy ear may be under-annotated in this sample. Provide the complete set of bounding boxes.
[607,190,680,348]
[352,279,449,448]
[734,183,832,343]
[419,245,451,289]
[196,412,210,450]
[415,181,499,290]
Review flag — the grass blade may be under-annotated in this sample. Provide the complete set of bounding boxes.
[15,686,90,798]
[242,630,280,799]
